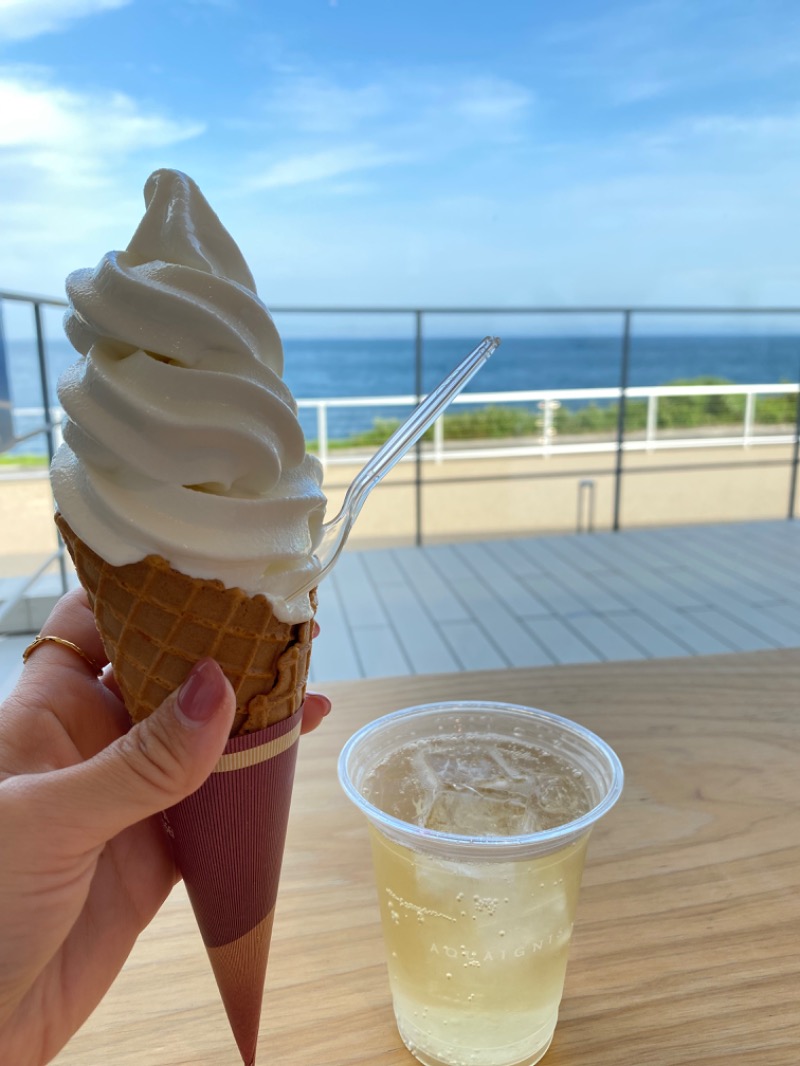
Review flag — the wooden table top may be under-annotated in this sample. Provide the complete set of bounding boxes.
[53,649,800,1066]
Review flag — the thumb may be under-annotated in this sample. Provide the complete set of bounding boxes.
[41,658,236,848]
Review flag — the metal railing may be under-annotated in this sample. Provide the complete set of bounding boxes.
[2,290,800,624]
[16,380,798,470]
[0,290,69,625]
[271,304,800,533]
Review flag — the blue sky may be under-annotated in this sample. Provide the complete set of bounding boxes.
[2,0,800,312]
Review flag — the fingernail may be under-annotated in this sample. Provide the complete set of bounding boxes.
[176,658,225,727]
[311,692,332,717]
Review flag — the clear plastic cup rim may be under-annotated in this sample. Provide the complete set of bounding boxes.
[338,700,624,856]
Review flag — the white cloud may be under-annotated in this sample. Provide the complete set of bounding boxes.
[5,17,799,315]
[451,78,532,126]
[547,0,690,51]
[182,0,238,8]
[0,74,203,158]
[546,0,800,112]
[240,70,533,193]
[262,75,389,135]
[0,0,131,41]
[609,77,673,105]
[259,72,533,138]
[232,95,800,309]
[687,111,800,141]
[626,106,800,165]
[0,69,204,293]
[245,145,405,191]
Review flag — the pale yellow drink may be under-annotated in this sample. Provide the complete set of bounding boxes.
[370,828,588,1066]
[339,702,623,1066]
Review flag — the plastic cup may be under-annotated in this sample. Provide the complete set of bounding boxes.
[338,701,623,1066]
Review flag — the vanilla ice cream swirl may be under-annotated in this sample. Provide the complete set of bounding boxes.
[51,169,325,622]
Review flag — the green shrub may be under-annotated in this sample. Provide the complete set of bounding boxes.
[0,454,48,468]
[755,391,797,424]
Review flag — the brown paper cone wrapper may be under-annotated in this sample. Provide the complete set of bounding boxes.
[162,706,303,1066]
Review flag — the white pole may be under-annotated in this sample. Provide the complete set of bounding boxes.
[744,392,755,447]
[317,403,328,469]
[646,394,658,452]
[434,416,444,463]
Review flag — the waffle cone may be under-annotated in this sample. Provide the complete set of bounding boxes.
[55,513,316,734]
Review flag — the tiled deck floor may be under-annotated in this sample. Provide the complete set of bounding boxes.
[2,520,799,700]
[309,519,800,682]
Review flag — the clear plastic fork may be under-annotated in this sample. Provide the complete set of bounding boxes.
[288,335,500,601]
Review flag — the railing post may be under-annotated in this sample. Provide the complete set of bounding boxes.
[316,402,328,470]
[34,304,56,464]
[743,391,755,446]
[414,310,423,547]
[788,378,800,520]
[538,397,560,456]
[434,416,444,462]
[646,393,658,451]
[577,479,596,533]
[33,302,68,593]
[0,302,14,451]
[613,310,632,532]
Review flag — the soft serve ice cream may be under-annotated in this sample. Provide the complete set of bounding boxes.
[51,168,325,623]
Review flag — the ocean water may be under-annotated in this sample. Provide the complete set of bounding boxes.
[4,333,800,455]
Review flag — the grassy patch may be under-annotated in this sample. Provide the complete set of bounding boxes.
[0,454,48,468]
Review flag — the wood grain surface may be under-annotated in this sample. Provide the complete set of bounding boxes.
[52,649,800,1066]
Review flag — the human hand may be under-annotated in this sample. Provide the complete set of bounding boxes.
[0,588,329,1065]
